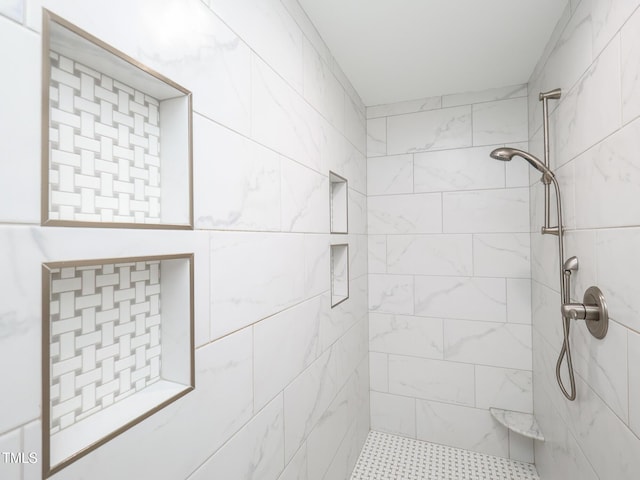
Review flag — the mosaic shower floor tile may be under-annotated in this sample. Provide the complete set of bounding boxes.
[350,431,539,480]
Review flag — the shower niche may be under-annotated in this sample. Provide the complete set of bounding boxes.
[42,10,193,229]
[329,171,348,234]
[330,244,349,307]
[42,254,194,477]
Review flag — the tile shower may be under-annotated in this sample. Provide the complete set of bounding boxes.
[0,2,639,480]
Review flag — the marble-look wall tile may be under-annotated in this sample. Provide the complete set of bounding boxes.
[629,329,640,438]
[0,17,40,224]
[254,297,323,411]
[277,444,308,480]
[335,319,368,388]
[507,278,532,324]
[369,352,388,392]
[208,0,303,92]
[386,106,472,154]
[475,366,533,413]
[284,349,337,462]
[413,146,504,193]
[348,189,367,235]
[388,355,475,406]
[368,193,442,234]
[574,116,640,228]
[415,400,509,458]
[443,188,529,233]
[189,394,284,480]
[442,84,527,108]
[368,274,414,315]
[370,391,416,438]
[367,96,441,118]
[280,160,328,233]
[369,313,443,359]
[387,234,472,276]
[509,434,534,464]
[472,97,528,146]
[194,115,281,231]
[349,234,368,281]
[552,37,621,166]
[252,56,324,173]
[303,234,330,298]
[302,38,344,129]
[414,276,506,322]
[210,232,306,338]
[590,0,640,57]
[366,117,387,157]
[367,235,386,274]
[472,233,531,278]
[444,320,532,370]
[322,421,359,480]
[572,318,628,422]
[0,0,23,22]
[0,428,21,479]
[367,154,413,196]
[621,6,640,124]
[596,228,640,331]
[345,94,367,154]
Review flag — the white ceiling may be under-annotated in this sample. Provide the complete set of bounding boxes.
[298,0,568,106]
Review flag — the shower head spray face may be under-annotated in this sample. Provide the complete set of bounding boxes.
[489,147,553,177]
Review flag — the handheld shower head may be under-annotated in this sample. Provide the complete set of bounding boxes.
[489,147,553,178]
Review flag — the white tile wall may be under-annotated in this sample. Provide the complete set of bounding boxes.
[529,1,640,479]
[367,85,532,462]
[0,1,368,479]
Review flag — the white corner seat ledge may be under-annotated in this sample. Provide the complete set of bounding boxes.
[490,407,545,442]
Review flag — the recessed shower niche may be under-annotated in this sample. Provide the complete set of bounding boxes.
[42,254,194,477]
[330,243,349,307]
[42,10,193,229]
[329,171,348,234]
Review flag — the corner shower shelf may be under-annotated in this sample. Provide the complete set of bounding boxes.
[329,171,348,234]
[42,10,193,229]
[489,407,544,441]
[330,243,349,307]
[42,254,194,477]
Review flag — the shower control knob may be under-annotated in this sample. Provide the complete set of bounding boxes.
[560,286,609,339]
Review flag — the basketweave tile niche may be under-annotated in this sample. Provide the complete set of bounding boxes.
[330,243,349,307]
[329,171,348,234]
[42,10,193,229]
[42,254,194,477]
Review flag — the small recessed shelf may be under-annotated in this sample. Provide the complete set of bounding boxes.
[42,10,193,229]
[331,244,349,307]
[329,171,348,234]
[42,254,194,477]
[489,407,544,442]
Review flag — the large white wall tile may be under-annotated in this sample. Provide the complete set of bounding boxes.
[370,391,416,438]
[0,429,21,480]
[443,188,530,233]
[472,97,528,146]
[370,313,443,359]
[386,106,472,154]
[281,161,328,233]
[367,96,441,118]
[368,274,414,315]
[252,56,324,172]
[303,234,330,298]
[367,235,386,274]
[444,320,532,370]
[387,234,472,276]
[414,276,506,322]
[366,117,387,157]
[254,297,324,411]
[210,232,306,338]
[189,394,284,480]
[0,17,40,224]
[369,352,388,393]
[278,444,308,480]
[475,365,533,413]
[507,278,532,324]
[574,116,640,228]
[0,0,23,22]
[367,154,413,195]
[368,193,442,234]
[415,400,509,457]
[413,146,504,193]
[345,95,367,154]
[590,0,640,57]
[348,189,367,234]
[442,84,527,108]
[208,0,303,92]
[472,233,531,278]
[629,329,640,438]
[194,115,281,231]
[621,6,640,124]
[388,355,475,406]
